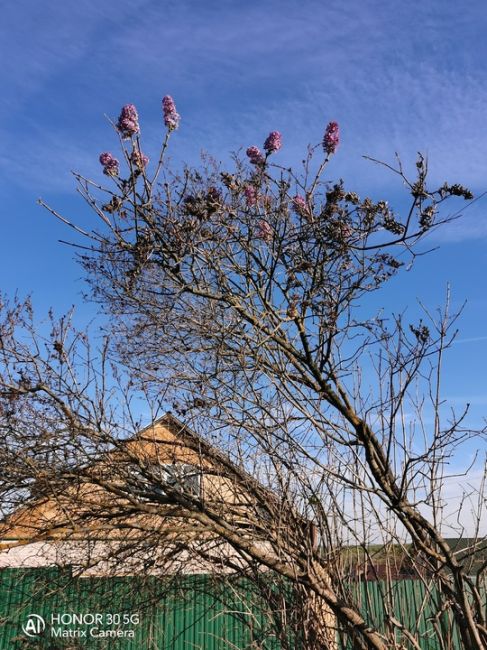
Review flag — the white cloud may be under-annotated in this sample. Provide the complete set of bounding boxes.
[2,0,487,236]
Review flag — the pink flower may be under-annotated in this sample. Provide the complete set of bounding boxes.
[323,121,339,155]
[162,95,180,131]
[99,152,113,166]
[99,152,119,176]
[292,195,314,222]
[246,146,265,165]
[116,104,140,139]
[244,186,258,207]
[256,220,273,242]
[292,194,308,215]
[263,131,282,154]
[130,149,149,168]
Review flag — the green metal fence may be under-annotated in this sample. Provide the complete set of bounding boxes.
[340,579,465,650]
[0,568,283,649]
[0,568,483,649]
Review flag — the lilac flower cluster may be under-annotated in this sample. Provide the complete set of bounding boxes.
[292,194,313,221]
[292,195,307,214]
[246,146,265,165]
[162,95,180,131]
[116,104,140,139]
[130,149,149,169]
[263,131,282,154]
[244,186,258,207]
[99,152,119,176]
[323,121,340,155]
[256,220,273,242]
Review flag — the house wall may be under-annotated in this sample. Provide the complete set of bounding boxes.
[0,538,254,575]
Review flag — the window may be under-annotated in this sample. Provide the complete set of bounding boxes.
[127,462,201,498]
[160,464,201,496]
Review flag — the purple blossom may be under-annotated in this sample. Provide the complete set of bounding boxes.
[292,195,308,215]
[130,149,149,168]
[116,104,140,139]
[263,131,282,154]
[99,152,113,166]
[292,194,314,223]
[323,121,340,155]
[244,186,258,207]
[99,152,119,176]
[256,220,273,242]
[246,146,265,165]
[162,95,180,131]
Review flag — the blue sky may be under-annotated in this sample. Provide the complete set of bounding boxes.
[1,1,486,483]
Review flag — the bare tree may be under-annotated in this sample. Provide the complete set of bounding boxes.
[1,100,486,649]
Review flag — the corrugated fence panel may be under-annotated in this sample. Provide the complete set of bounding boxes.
[0,568,151,649]
[1,569,485,649]
[0,570,284,649]
[340,579,471,650]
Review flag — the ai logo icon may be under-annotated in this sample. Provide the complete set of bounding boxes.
[22,614,46,637]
